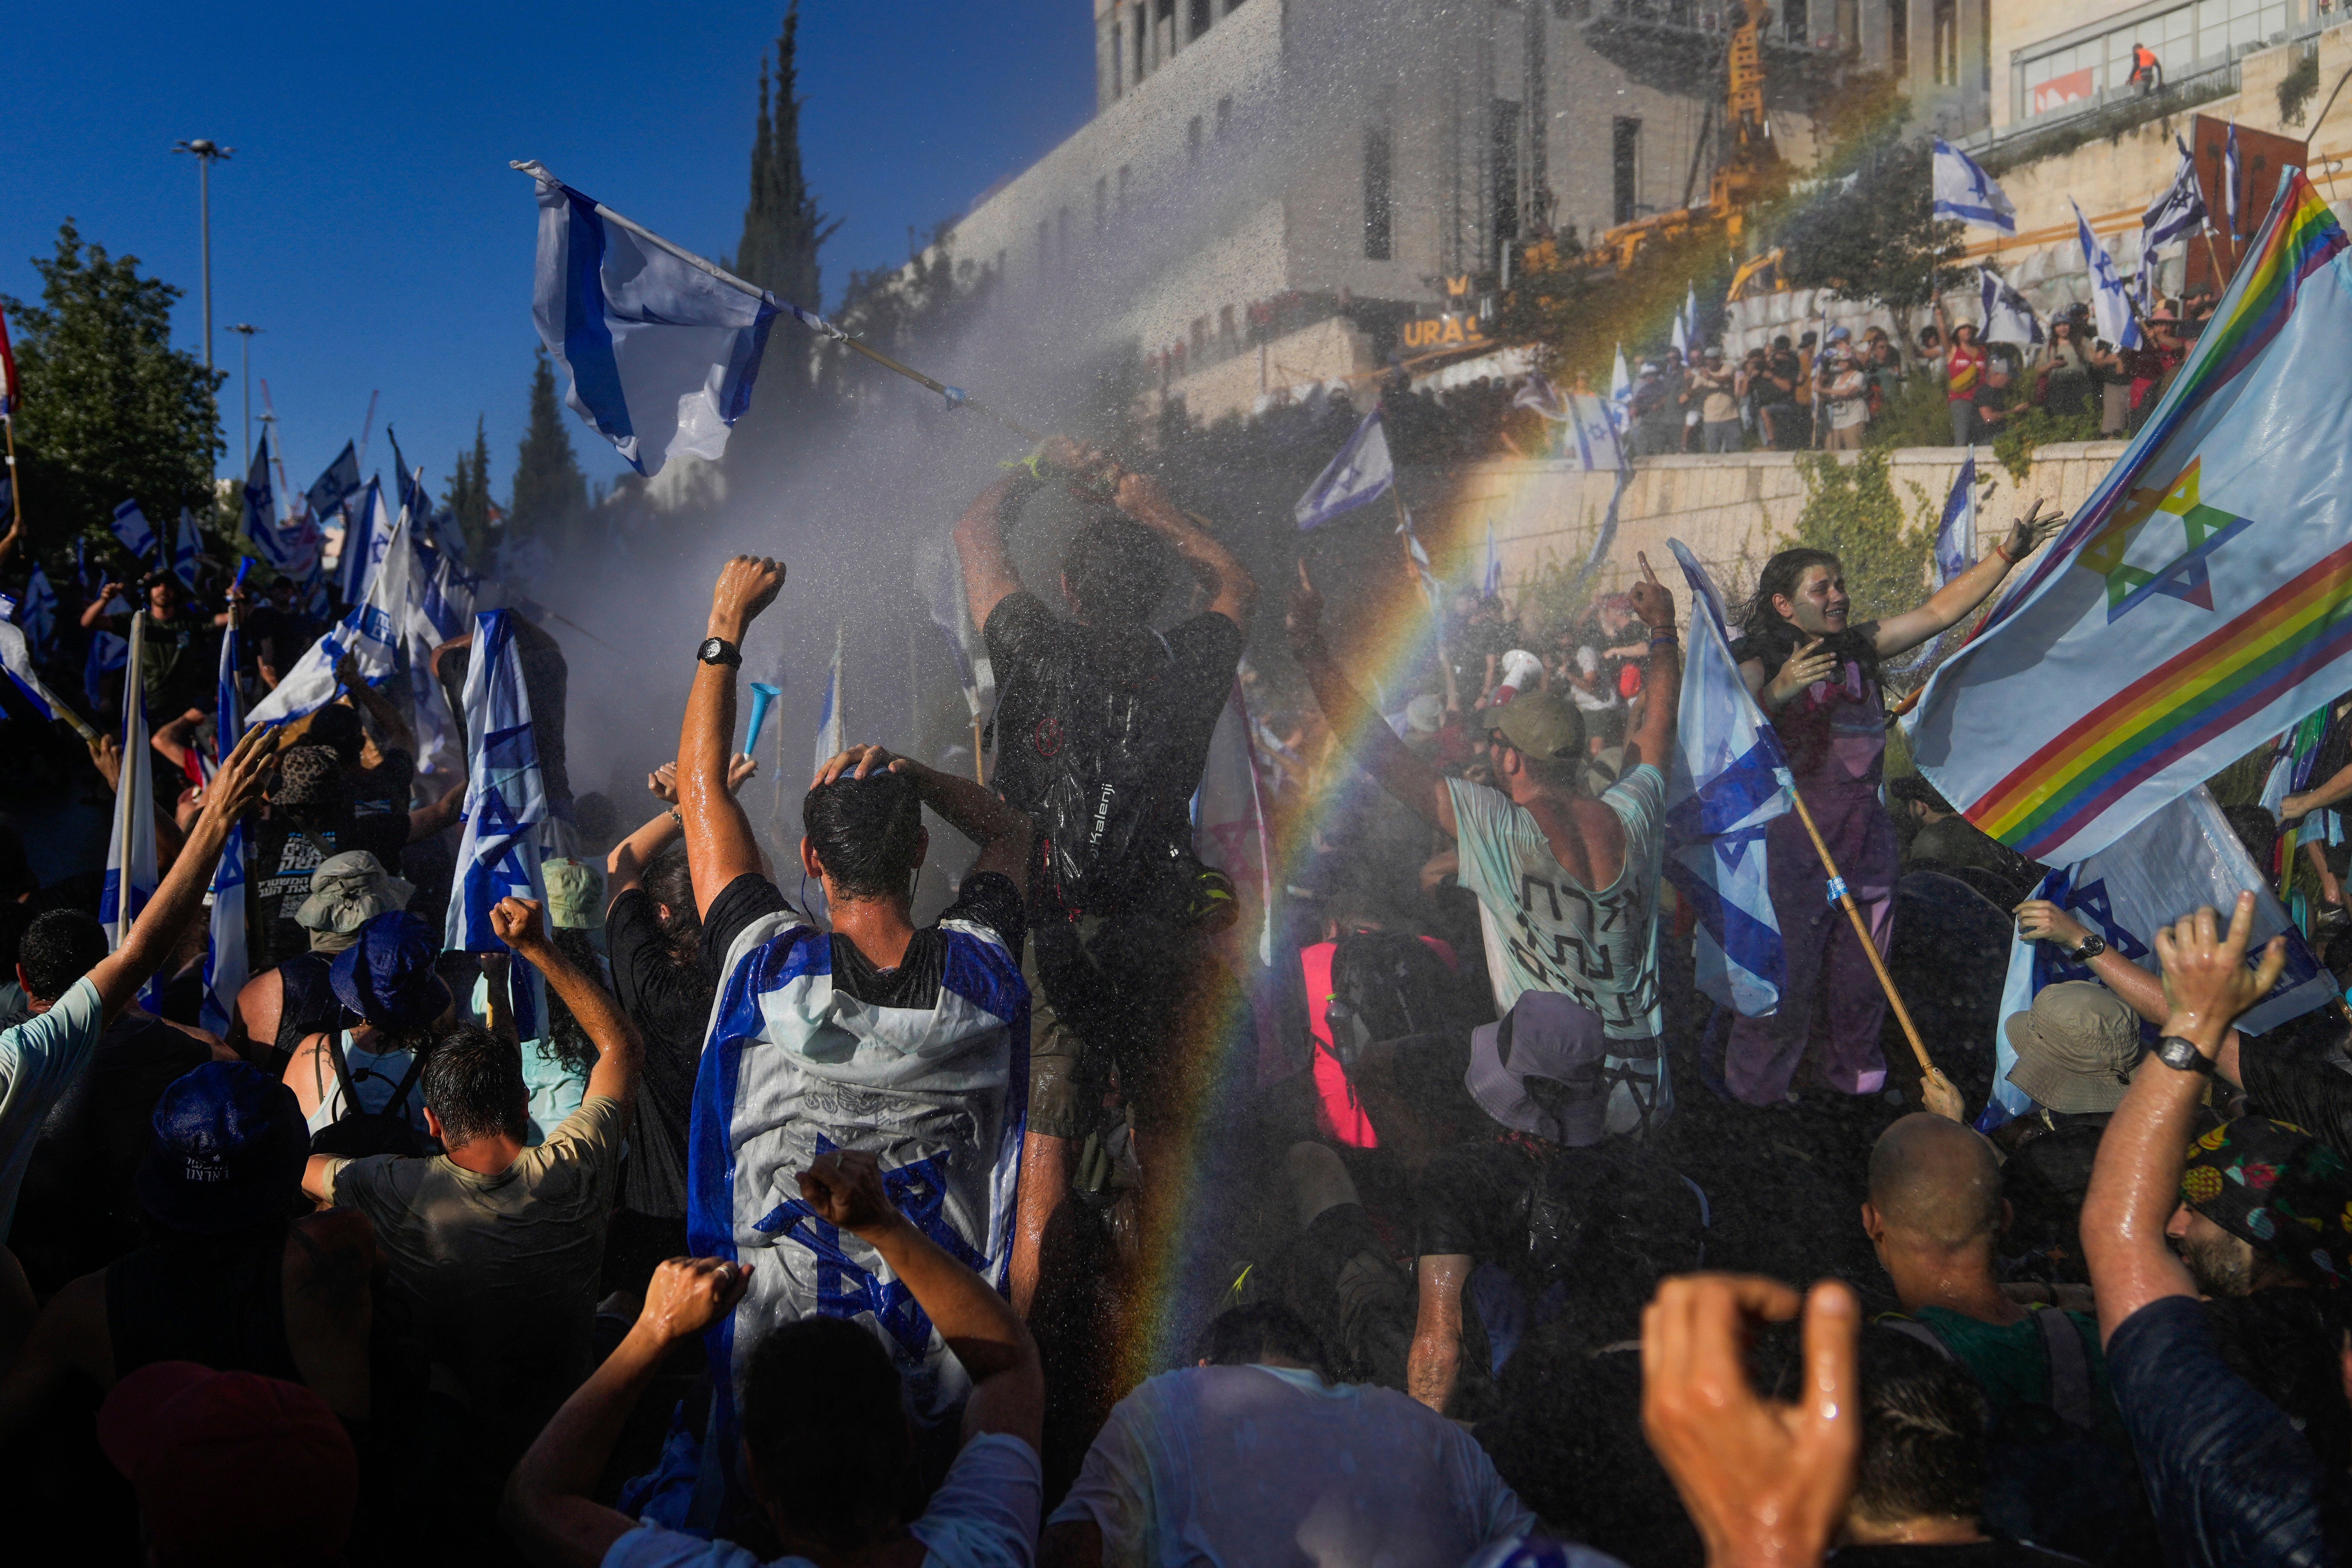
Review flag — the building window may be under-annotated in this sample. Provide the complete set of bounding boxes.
[1363,122,1394,260]
[1095,176,1108,235]
[1889,0,1907,76]
[1932,0,1957,85]
[1191,0,1212,38]
[1612,117,1641,225]
[1216,95,1233,139]
[1188,116,1204,163]
[1490,99,1522,251]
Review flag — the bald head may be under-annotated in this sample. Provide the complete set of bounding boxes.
[1868,1113,2004,1251]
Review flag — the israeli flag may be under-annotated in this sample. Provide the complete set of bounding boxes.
[100,615,164,1007]
[1888,457,1977,679]
[1978,266,2044,349]
[1483,521,1502,601]
[18,563,56,660]
[171,508,202,589]
[83,631,126,714]
[1662,540,1792,1017]
[245,513,414,731]
[2225,121,2243,232]
[2073,199,2143,351]
[2140,138,2209,259]
[445,609,550,1039]
[111,500,158,566]
[1985,785,2334,1125]
[685,877,1027,1519]
[243,434,322,583]
[814,625,844,777]
[1684,283,1701,348]
[200,618,249,1037]
[1293,408,1396,530]
[1566,393,1626,474]
[1608,344,1632,426]
[403,534,480,777]
[524,164,779,479]
[339,477,395,607]
[1511,373,1568,422]
[1933,137,2018,234]
[917,538,993,729]
[1670,306,1689,357]
[0,614,72,722]
[306,441,361,525]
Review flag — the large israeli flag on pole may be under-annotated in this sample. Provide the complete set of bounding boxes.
[0,613,87,734]
[1984,785,2333,1125]
[2141,138,2210,259]
[522,162,779,479]
[1293,408,1396,530]
[2074,199,2144,351]
[1979,266,2044,349]
[200,617,249,1037]
[305,441,361,525]
[1662,540,1791,1017]
[339,477,394,607]
[1934,138,2017,234]
[100,614,163,1007]
[110,500,158,567]
[245,514,414,730]
[446,609,550,1038]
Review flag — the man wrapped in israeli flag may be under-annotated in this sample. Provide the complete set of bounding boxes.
[670,557,1034,1526]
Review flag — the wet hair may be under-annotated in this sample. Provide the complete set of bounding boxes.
[641,842,707,974]
[18,909,109,1002]
[1192,1302,1331,1377]
[419,1023,528,1147]
[1885,775,1955,816]
[802,769,924,902]
[741,1317,910,1551]
[1062,514,1170,625]
[2219,804,2278,870]
[1851,1327,1990,1528]
[539,928,605,1078]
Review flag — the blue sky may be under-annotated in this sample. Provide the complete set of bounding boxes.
[0,1,1094,499]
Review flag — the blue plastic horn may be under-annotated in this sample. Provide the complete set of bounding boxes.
[745,682,782,757]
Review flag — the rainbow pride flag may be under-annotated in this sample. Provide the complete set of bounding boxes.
[1908,171,2352,863]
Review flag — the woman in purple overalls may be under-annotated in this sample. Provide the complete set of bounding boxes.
[1726,505,2059,1106]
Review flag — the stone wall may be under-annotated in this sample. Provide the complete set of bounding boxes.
[1401,441,2130,607]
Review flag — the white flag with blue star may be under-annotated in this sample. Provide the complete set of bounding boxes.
[1934,138,2017,234]
[1293,408,1396,530]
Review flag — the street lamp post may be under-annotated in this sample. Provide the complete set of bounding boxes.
[171,139,234,374]
[228,324,260,463]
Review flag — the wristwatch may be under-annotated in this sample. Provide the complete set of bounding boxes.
[2061,933,2107,964]
[696,636,742,668]
[2152,1035,2216,1075]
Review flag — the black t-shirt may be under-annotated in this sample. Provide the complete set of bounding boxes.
[1826,1540,2089,1566]
[606,887,717,1220]
[2106,1294,2352,1566]
[1413,1136,1705,1289]
[980,591,1243,910]
[700,870,1027,1011]
[349,748,415,825]
[245,809,410,971]
[2238,1006,2352,1164]
[136,613,219,718]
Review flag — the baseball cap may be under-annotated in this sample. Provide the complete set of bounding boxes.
[100,1361,358,1567]
[1466,992,1612,1146]
[1827,325,1852,342]
[544,856,607,931]
[2002,982,2143,1113]
[134,1062,310,1234]
[294,851,414,940]
[2181,1117,2352,1284]
[1475,688,1586,762]
[328,910,453,1032]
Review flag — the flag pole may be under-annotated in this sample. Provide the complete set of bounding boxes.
[1784,781,1953,1099]
[972,717,987,786]
[2,412,22,544]
[115,612,145,947]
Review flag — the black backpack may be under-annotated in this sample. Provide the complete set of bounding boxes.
[307,1033,432,1159]
[1324,931,1463,1067]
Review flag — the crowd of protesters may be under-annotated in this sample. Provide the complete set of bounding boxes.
[2,430,2351,1568]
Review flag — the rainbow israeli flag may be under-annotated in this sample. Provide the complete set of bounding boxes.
[1909,171,2352,864]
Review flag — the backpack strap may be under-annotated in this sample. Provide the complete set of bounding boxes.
[2032,1307,2096,1433]
[324,1030,362,1119]
[377,1046,429,1126]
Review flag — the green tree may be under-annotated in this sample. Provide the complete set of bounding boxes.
[1,219,221,564]
[508,349,585,558]
[1763,78,1966,319]
[443,415,495,566]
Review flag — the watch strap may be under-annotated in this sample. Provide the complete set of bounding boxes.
[698,637,742,668]
[2153,1035,2216,1075]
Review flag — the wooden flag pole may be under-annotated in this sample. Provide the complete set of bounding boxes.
[971,717,987,786]
[1784,781,1955,1102]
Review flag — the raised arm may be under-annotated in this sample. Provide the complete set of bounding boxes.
[2082,895,2285,1345]
[1286,563,1455,838]
[336,657,417,757]
[953,468,1043,632]
[1872,498,2063,660]
[494,897,643,1110]
[798,1150,1043,1450]
[1113,469,1257,629]
[1624,553,1681,777]
[680,557,785,917]
[816,744,1032,883]
[87,725,275,1024]
[2282,756,2352,821]
[78,582,125,632]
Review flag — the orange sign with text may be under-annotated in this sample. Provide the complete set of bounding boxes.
[1400,313,1489,353]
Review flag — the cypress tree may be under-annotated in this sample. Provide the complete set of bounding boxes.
[508,348,585,559]
[443,415,495,566]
